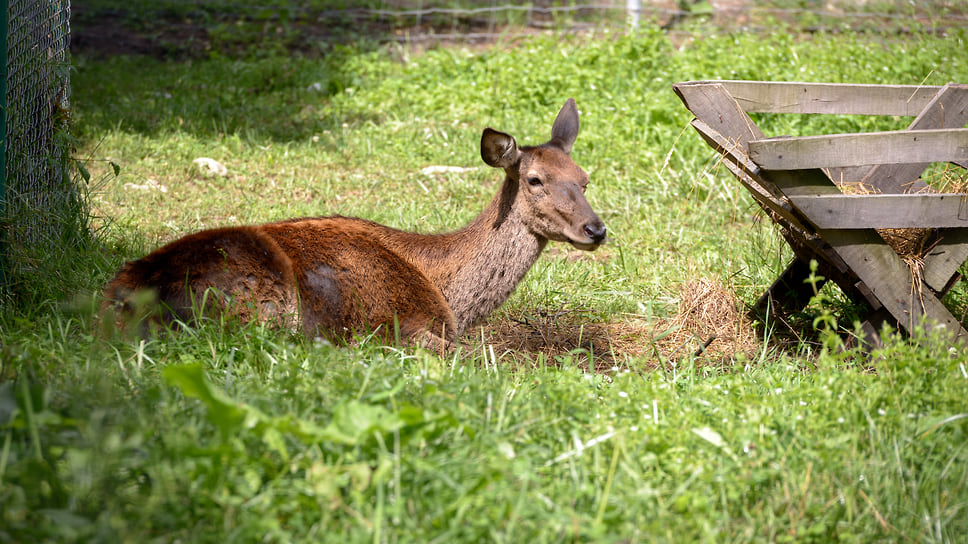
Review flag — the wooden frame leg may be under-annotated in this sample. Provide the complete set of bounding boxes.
[822,229,968,344]
[754,258,824,317]
[854,308,892,352]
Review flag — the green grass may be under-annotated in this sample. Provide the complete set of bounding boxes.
[3,19,968,543]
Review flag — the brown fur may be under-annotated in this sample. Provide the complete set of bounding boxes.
[102,99,606,349]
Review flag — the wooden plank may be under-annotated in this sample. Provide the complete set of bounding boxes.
[763,167,843,198]
[905,83,968,129]
[683,80,944,116]
[923,228,968,293]
[717,156,797,223]
[690,119,785,201]
[855,308,892,351]
[786,194,968,229]
[749,128,968,170]
[689,118,823,236]
[754,258,825,316]
[852,281,883,312]
[677,81,968,342]
[673,82,764,153]
[752,168,883,307]
[679,94,871,309]
[861,83,968,194]
[820,228,968,342]
[683,134,877,311]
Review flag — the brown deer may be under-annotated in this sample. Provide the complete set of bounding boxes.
[102,99,606,350]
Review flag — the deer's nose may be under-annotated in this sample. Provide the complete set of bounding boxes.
[583,221,607,243]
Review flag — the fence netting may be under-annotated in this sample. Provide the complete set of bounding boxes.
[4,0,75,289]
[68,1,968,57]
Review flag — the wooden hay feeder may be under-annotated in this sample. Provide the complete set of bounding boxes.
[673,80,968,346]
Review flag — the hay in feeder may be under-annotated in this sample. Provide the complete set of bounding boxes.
[834,180,937,262]
[832,165,968,304]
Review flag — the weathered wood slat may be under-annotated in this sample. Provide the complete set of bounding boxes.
[682,80,944,116]
[689,119,787,202]
[820,228,967,343]
[749,128,968,170]
[923,228,968,293]
[759,167,880,302]
[786,193,968,229]
[672,82,764,153]
[762,167,842,198]
[860,83,968,194]
[754,168,954,332]
[857,308,893,349]
[686,116,876,314]
[717,156,798,225]
[860,83,968,295]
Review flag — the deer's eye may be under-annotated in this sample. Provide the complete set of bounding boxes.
[526,176,542,187]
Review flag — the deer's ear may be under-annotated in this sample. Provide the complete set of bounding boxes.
[481,128,520,168]
[549,98,579,154]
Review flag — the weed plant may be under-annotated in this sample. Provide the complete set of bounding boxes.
[2,20,968,543]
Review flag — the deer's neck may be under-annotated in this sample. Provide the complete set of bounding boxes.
[384,178,546,335]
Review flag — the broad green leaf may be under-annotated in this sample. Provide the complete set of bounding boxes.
[320,400,405,445]
[163,364,246,440]
[76,161,91,183]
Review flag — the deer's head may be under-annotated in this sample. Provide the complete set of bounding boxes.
[481,98,606,251]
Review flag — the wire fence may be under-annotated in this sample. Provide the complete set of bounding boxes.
[350,1,968,40]
[69,0,968,56]
[4,0,75,294]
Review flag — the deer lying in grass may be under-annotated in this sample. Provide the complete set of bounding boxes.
[102,99,606,350]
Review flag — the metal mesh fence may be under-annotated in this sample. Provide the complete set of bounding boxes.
[68,1,968,57]
[4,0,75,286]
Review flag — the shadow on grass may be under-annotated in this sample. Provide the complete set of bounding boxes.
[70,46,387,143]
[67,0,592,142]
[69,2,421,142]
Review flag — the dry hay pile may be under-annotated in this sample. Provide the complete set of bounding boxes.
[474,278,757,371]
[474,308,645,373]
[649,278,758,365]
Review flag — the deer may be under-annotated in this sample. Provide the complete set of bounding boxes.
[102,99,607,351]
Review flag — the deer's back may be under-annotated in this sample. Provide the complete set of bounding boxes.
[261,217,455,341]
[103,217,456,344]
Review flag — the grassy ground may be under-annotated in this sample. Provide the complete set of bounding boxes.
[2,13,968,543]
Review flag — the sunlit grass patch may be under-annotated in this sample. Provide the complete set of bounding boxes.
[3,21,968,543]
